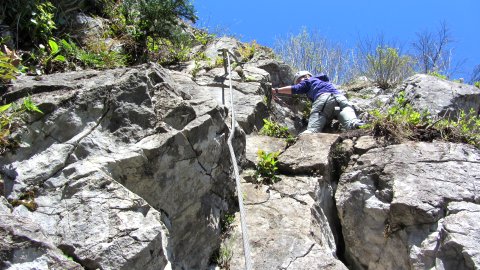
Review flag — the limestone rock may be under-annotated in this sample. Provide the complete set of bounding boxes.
[1,63,240,269]
[10,162,171,270]
[278,133,340,176]
[0,197,83,270]
[227,175,347,270]
[336,141,480,270]
[400,74,480,118]
[244,134,287,168]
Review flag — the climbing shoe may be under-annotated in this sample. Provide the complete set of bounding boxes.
[351,121,366,129]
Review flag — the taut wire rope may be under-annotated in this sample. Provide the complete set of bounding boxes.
[222,48,253,270]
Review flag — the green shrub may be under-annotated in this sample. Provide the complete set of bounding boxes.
[260,118,296,145]
[119,0,197,61]
[386,91,427,126]
[26,38,127,73]
[474,81,480,88]
[435,108,480,148]
[37,39,67,73]
[192,29,214,46]
[367,91,430,142]
[366,91,480,149]
[66,39,127,69]
[153,37,192,65]
[366,46,413,89]
[254,150,280,184]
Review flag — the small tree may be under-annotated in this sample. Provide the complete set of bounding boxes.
[121,0,197,62]
[274,27,352,84]
[365,46,414,89]
[411,21,459,77]
[470,64,480,85]
[357,34,414,89]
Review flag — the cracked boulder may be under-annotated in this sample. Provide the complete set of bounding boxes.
[399,74,480,119]
[227,176,347,270]
[278,133,340,176]
[1,63,240,269]
[224,133,348,269]
[193,65,270,134]
[9,163,171,270]
[0,197,83,270]
[244,134,287,168]
[336,141,480,270]
[174,36,271,134]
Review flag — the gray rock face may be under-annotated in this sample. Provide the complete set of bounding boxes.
[10,162,171,270]
[225,133,348,269]
[193,65,270,134]
[0,198,83,270]
[400,74,480,118]
[336,141,480,270]
[244,134,286,167]
[172,36,272,134]
[1,63,240,269]
[278,133,340,176]
[228,176,347,270]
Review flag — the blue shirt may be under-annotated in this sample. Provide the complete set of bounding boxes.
[291,75,341,102]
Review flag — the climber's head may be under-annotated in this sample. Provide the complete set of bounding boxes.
[293,70,312,84]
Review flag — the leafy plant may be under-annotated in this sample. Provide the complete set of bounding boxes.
[302,99,312,120]
[193,29,214,46]
[220,213,235,233]
[260,119,289,138]
[0,50,20,83]
[150,36,193,65]
[365,90,480,149]
[215,237,235,270]
[366,91,430,142]
[474,81,480,88]
[30,1,57,44]
[260,118,296,145]
[76,39,127,69]
[9,189,38,211]
[435,108,480,148]
[238,40,259,61]
[214,56,224,68]
[254,150,280,184]
[1,96,43,154]
[27,38,127,73]
[386,91,427,126]
[25,39,67,74]
[44,39,67,67]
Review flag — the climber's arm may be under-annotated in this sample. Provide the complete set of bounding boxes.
[272,86,293,95]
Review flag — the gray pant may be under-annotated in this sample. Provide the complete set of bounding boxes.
[306,93,359,133]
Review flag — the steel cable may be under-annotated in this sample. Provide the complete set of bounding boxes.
[224,50,253,270]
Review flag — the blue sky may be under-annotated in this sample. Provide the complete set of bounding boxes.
[193,0,480,81]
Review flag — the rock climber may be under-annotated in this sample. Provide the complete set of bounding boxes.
[272,70,364,133]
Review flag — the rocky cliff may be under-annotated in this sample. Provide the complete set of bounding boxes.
[1,37,479,270]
